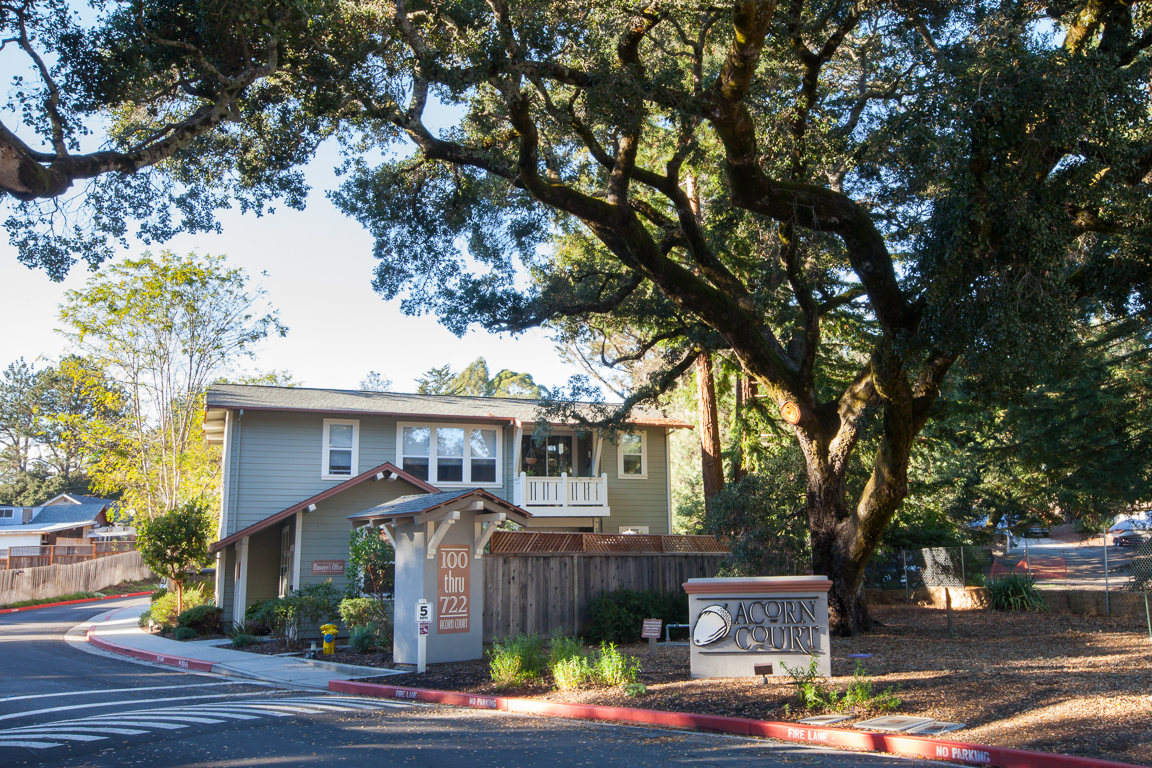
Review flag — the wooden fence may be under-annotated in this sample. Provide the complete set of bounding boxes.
[482,552,725,641]
[0,551,153,605]
[0,542,135,570]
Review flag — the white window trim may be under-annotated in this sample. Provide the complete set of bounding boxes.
[397,422,504,488]
[617,430,648,480]
[322,418,360,480]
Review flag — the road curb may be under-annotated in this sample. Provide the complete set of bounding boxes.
[329,680,1142,768]
[0,591,153,614]
[86,628,217,673]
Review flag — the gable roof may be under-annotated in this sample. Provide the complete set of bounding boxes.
[208,461,438,553]
[0,503,108,535]
[348,488,531,524]
[44,493,117,506]
[203,384,693,430]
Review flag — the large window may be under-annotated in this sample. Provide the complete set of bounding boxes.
[0,508,12,519]
[399,423,501,486]
[617,431,647,479]
[322,419,359,479]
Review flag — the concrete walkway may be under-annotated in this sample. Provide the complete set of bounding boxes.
[75,599,404,691]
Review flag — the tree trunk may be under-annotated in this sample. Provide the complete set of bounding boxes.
[696,352,724,515]
[175,577,185,616]
[732,374,747,483]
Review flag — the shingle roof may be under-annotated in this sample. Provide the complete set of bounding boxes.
[31,504,107,527]
[348,488,531,522]
[204,384,692,428]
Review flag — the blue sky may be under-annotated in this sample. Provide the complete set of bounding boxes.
[0,74,588,394]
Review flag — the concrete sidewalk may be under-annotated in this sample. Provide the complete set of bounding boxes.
[75,599,404,691]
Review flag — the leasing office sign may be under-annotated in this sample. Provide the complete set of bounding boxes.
[683,576,832,679]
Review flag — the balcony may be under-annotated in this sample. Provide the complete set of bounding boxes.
[513,472,610,517]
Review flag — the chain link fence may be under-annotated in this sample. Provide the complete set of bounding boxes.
[864,536,1152,623]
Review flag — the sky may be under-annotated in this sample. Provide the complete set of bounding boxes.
[0,92,590,397]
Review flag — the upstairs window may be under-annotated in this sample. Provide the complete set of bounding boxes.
[322,419,359,479]
[618,432,647,479]
[399,423,501,486]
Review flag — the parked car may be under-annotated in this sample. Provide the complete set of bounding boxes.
[1113,530,1152,547]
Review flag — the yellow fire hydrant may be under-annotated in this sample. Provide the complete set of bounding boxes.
[320,623,338,655]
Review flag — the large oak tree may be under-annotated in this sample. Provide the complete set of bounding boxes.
[5,0,1152,633]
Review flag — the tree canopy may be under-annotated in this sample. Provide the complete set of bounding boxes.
[5,0,1152,632]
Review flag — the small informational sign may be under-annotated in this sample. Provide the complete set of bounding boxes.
[311,560,345,576]
[418,622,429,636]
[437,545,470,634]
[641,618,663,639]
[415,599,432,623]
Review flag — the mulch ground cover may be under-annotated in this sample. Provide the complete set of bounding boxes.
[236,606,1152,764]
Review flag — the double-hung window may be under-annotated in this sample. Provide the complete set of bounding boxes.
[322,419,359,479]
[399,423,501,486]
[617,431,647,479]
[0,508,12,519]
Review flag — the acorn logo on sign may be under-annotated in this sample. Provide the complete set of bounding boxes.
[692,605,733,646]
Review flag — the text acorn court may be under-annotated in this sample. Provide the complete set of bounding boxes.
[729,598,821,653]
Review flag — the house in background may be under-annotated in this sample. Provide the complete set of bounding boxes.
[0,495,117,548]
[202,384,692,623]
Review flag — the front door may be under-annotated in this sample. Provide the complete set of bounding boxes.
[278,524,294,597]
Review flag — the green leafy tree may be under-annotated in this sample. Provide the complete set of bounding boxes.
[135,500,213,614]
[359,371,392,392]
[59,251,286,516]
[8,1,1152,634]
[415,358,548,398]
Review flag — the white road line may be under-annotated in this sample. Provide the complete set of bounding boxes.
[0,727,148,736]
[3,733,106,742]
[82,714,226,725]
[9,692,284,721]
[220,704,329,714]
[0,682,248,704]
[67,720,190,730]
[155,709,262,720]
[0,741,63,749]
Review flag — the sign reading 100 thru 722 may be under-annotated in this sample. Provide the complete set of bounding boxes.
[437,545,470,634]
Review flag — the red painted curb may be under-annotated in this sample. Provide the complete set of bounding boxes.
[86,628,216,673]
[329,680,1143,768]
[0,591,153,614]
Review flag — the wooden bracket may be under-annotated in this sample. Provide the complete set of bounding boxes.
[473,512,506,556]
[425,511,460,559]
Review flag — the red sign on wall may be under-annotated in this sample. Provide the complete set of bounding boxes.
[437,546,470,634]
[311,560,345,576]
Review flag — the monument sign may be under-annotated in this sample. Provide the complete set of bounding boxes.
[684,575,832,678]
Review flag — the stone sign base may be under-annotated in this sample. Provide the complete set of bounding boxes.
[683,576,832,679]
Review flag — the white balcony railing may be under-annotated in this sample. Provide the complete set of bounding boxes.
[513,472,610,517]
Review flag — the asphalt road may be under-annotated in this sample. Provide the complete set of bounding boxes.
[0,599,927,768]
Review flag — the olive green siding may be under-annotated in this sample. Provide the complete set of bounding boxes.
[601,427,671,534]
[294,477,423,593]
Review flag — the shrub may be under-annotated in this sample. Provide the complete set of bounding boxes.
[173,626,198,641]
[149,583,210,627]
[840,661,901,713]
[349,625,380,653]
[338,596,392,641]
[150,588,168,603]
[551,654,593,690]
[230,633,258,649]
[284,581,342,639]
[488,633,546,687]
[244,619,270,636]
[176,604,224,636]
[549,634,584,664]
[591,642,639,686]
[781,657,839,711]
[586,590,689,644]
[988,573,1047,611]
